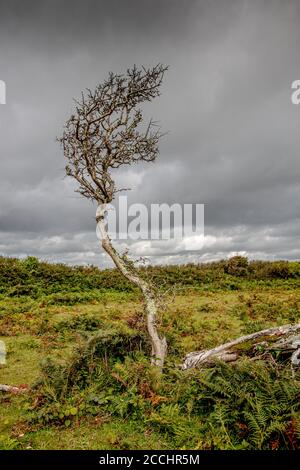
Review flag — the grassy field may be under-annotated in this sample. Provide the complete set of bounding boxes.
[0,256,300,450]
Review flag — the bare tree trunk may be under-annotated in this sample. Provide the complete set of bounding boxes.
[96,204,167,369]
[182,323,300,370]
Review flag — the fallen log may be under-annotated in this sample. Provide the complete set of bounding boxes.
[181,323,300,370]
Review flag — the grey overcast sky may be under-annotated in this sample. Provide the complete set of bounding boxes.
[0,0,300,267]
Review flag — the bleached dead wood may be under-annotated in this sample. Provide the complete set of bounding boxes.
[0,384,26,393]
[182,323,300,370]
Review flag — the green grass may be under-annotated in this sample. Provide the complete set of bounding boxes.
[0,255,300,449]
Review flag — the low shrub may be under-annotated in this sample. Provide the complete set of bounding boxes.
[54,315,104,333]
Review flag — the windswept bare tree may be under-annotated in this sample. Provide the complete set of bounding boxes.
[2,67,300,397]
[59,64,168,369]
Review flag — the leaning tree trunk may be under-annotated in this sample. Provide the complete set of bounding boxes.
[96,204,167,369]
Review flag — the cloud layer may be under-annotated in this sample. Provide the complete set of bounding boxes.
[0,0,300,266]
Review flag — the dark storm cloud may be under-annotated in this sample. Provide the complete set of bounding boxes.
[0,0,300,264]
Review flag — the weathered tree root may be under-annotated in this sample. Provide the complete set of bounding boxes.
[181,323,300,370]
